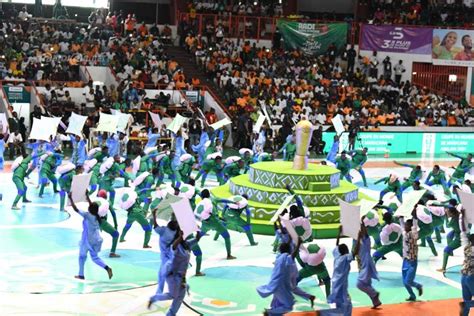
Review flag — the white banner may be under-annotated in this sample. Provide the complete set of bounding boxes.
[253,113,266,134]
[66,112,88,137]
[269,195,295,223]
[149,111,164,129]
[331,114,345,135]
[69,173,92,206]
[167,114,188,134]
[338,198,360,240]
[96,112,119,133]
[210,117,232,130]
[394,189,427,218]
[458,189,474,224]
[171,198,199,239]
[29,117,53,141]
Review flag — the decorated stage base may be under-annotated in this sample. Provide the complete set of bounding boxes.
[211,161,369,238]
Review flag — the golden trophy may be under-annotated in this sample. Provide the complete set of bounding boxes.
[292,120,315,170]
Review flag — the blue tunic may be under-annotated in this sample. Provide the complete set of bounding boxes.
[191,132,210,164]
[146,128,160,149]
[358,236,379,283]
[79,211,103,253]
[328,247,353,305]
[326,140,340,163]
[257,253,296,314]
[106,136,119,157]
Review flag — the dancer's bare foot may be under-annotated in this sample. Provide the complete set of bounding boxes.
[119,239,126,243]
[23,199,31,203]
[105,266,113,279]
[195,272,206,277]
[227,255,236,260]
[147,300,153,310]
[109,253,120,258]
[143,245,152,249]
[74,275,85,280]
[310,295,315,308]
[11,205,20,210]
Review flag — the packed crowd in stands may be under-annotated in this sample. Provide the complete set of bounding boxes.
[1,5,474,156]
[368,0,474,26]
[187,0,284,17]
[182,35,473,131]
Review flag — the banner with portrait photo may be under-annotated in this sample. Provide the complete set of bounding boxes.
[361,25,432,54]
[432,29,474,66]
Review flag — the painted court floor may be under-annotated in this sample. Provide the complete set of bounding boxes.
[0,156,471,315]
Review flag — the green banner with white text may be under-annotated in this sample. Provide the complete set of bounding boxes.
[276,20,348,56]
[322,132,474,155]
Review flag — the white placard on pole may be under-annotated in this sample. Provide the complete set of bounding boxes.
[171,198,199,239]
[394,189,427,218]
[29,117,51,141]
[360,199,379,217]
[269,195,295,223]
[210,117,232,130]
[167,114,188,134]
[338,198,360,239]
[96,112,119,133]
[253,113,266,134]
[66,112,88,137]
[149,111,164,129]
[69,173,92,206]
[458,189,474,224]
[331,114,345,136]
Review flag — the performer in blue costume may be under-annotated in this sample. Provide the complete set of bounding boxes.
[106,134,120,157]
[327,226,356,316]
[172,131,187,167]
[69,134,87,166]
[257,238,314,316]
[326,134,340,164]
[356,218,382,308]
[151,210,179,294]
[148,230,199,316]
[68,192,113,280]
[145,128,160,149]
[192,131,210,164]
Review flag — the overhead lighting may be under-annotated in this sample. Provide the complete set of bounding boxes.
[448,74,457,82]
[412,72,417,75]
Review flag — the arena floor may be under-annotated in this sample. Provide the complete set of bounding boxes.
[0,155,469,316]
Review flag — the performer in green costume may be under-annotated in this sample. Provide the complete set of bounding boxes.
[176,154,195,184]
[194,155,224,186]
[393,161,423,192]
[446,152,473,186]
[156,151,178,187]
[12,152,43,209]
[194,189,236,260]
[39,152,63,197]
[58,164,83,212]
[336,151,352,182]
[349,148,368,186]
[119,191,152,248]
[213,195,258,246]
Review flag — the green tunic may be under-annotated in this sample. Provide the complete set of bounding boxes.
[427,170,447,184]
[336,157,351,177]
[350,150,367,168]
[177,161,193,183]
[58,170,75,192]
[281,142,296,161]
[223,162,241,178]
